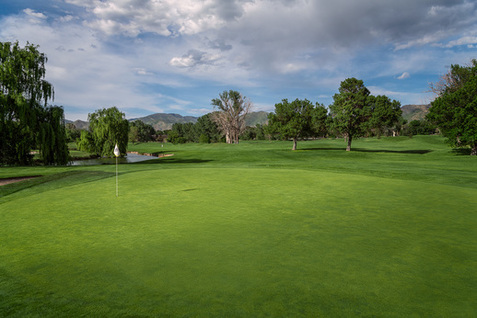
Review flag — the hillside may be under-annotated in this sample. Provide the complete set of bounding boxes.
[130,113,198,131]
[245,111,269,126]
[67,111,270,131]
[65,119,89,130]
[130,111,269,130]
[401,104,431,122]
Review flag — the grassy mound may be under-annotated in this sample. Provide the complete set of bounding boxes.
[1,136,476,316]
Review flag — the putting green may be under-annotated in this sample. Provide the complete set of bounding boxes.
[1,167,476,316]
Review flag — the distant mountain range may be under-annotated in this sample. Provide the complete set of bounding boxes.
[66,111,270,131]
[66,106,430,131]
[130,113,199,131]
[66,119,90,130]
[401,104,431,122]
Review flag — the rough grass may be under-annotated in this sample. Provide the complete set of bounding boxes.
[1,136,476,317]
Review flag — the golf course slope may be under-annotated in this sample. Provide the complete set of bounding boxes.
[1,136,476,317]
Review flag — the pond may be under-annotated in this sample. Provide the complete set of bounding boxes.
[70,153,160,166]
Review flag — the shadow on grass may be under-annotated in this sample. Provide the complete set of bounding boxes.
[0,171,114,200]
[451,148,472,156]
[301,147,432,154]
[131,158,213,165]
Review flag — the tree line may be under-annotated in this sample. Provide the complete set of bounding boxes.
[176,83,403,152]
[2,41,477,167]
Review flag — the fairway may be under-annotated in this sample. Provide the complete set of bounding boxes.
[1,136,476,316]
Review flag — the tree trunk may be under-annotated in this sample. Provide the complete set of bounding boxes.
[292,138,297,151]
[346,135,352,151]
[471,144,477,156]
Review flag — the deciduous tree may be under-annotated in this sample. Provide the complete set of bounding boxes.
[427,60,477,155]
[268,98,317,150]
[329,78,371,151]
[1,41,68,165]
[211,90,252,144]
[78,107,129,157]
[195,113,221,143]
[37,105,69,165]
[129,120,155,143]
[312,104,329,138]
[367,95,402,137]
[429,59,477,96]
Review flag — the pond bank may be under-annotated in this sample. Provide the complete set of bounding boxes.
[70,152,173,166]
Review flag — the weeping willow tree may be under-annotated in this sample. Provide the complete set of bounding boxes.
[37,105,69,165]
[78,107,129,157]
[0,41,69,165]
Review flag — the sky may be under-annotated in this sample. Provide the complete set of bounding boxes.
[1,0,476,121]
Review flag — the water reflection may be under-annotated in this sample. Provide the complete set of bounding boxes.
[70,153,159,166]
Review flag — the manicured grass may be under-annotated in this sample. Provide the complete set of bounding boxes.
[1,136,476,316]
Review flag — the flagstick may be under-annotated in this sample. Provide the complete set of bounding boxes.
[116,156,118,197]
[114,143,120,197]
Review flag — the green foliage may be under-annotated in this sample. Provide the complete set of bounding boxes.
[129,120,155,143]
[268,98,318,150]
[166,113,221,144]
[240,126,256,140]
[76,130,94,153]
[78,107,129,157]
[405,120,436,136]
[367,95,402,136]
[312,104,329,137]
[167,123,190,144]
[329,78,371,151]
[182,122,196,142]
[427,60,477,155]
[37,106,69,165]
[0,41,68,165]
[330,78,402,150]
[195,113,221,142]
[168,123,187,144]
[65,123,81,142]
[240,124,266,141]
[199,133,210,143]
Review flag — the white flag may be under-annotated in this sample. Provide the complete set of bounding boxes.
[114,144,120,157]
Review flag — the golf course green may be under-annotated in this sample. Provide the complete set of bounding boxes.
[1,136,476,317]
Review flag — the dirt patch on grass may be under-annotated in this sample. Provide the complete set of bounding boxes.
[128,152,174,158]
[0,176,41,186]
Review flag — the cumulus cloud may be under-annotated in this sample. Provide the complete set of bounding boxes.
[23,8,47,19]
[0,10,189,120]
[58,0,477,75]
[170,49,221,68]
[442,36,477,48]
[398,72,410,80]
[2,0,477,118]
[72,0,250,37]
